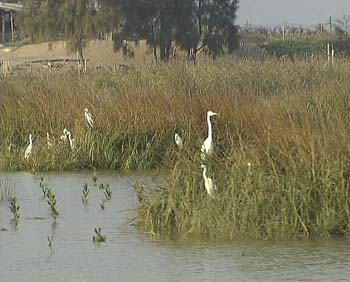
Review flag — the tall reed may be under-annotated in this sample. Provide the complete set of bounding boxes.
[1,57,350,239]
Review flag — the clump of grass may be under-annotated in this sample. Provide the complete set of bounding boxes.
[92,227,106,243]
[137,146,350,240]
[9,195,20,225]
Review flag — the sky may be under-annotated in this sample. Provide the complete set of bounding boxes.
[237,0,350,26]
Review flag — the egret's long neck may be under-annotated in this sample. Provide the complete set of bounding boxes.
[207,114,212,141]
[29,135,32,145]
[68,134,73,145]
[202,167,207,179]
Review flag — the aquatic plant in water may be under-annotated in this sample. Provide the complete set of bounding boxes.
[46,188,59,220]
[92,227,106,243]
[39,177,50,197]
[9,195,20,225]
[100,198,106,210]
[47,235,54,254]
[103,184,112,200]
[82,183,89,203]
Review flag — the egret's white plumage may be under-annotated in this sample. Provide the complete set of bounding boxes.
[60,128,68,141]
[66,130,75,150]
[200,164,217,197]
[46,133,53,148]
[247,162,252,175]
[24,133,33,160]
[84,108,94,128]
[201,111,218,159]
[174,133,183,150]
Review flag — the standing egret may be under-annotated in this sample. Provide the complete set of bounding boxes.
[60,128,68,141]
[200,165,217,197]
[46,133,53,148]
[66,130,75,150]
[201,111,218,159]
[174,133,183,150]
[24,133,33,160]
[84,108,94,128]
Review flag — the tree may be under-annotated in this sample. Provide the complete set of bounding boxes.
[19,0,106,62]
[335,14,350,35]
[117,0,177,62]
[117,0,239,62]
[175,0,239,61]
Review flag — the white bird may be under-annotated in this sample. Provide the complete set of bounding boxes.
[46,133,53,148]
[24,133,33,160]
[65,130,75,150]
[200,165,217,197]
[201,111,218,159]
[174,133,183,150]
[60,128,68,141]
[84,108,94,128]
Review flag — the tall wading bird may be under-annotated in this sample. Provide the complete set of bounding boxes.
[65,130,75,150]
[200,165,217,197]
[84,108,94,128]
[174,133,183,150]
[201,111,218,159]
[24,133,33,160]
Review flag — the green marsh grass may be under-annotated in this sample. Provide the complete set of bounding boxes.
[1,57,350,239]
[93,227,106,243]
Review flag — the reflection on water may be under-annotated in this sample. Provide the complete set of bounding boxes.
[0,171,350,282]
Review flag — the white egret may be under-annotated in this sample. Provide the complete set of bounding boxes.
[201,111,218,159]
[200,165,217,197]
[66,130,75,150]
[24,133,33,160]
[174,133,183,150]
[60,128,68,141]
[247,162,252,176]
[84,108,94,128]
[46,133,53,148]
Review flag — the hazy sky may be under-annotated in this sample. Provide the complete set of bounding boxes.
[237,0,350,26]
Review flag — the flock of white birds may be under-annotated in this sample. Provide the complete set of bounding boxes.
[24,108,94,160]
[24,109,218,197]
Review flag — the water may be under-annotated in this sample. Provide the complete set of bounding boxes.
[1,171,350,282]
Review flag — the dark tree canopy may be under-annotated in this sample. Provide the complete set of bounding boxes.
[118,0,239,62]
[18,0,239,62]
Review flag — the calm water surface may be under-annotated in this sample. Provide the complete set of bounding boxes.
[0,171,349,282]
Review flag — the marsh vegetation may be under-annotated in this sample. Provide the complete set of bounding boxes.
[1,57,350,239]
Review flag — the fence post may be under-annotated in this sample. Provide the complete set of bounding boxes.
[327,43,330,64]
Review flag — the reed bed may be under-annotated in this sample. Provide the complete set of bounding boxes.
[1,57,350,239]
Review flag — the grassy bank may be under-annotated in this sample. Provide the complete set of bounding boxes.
[1,57,350,239]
